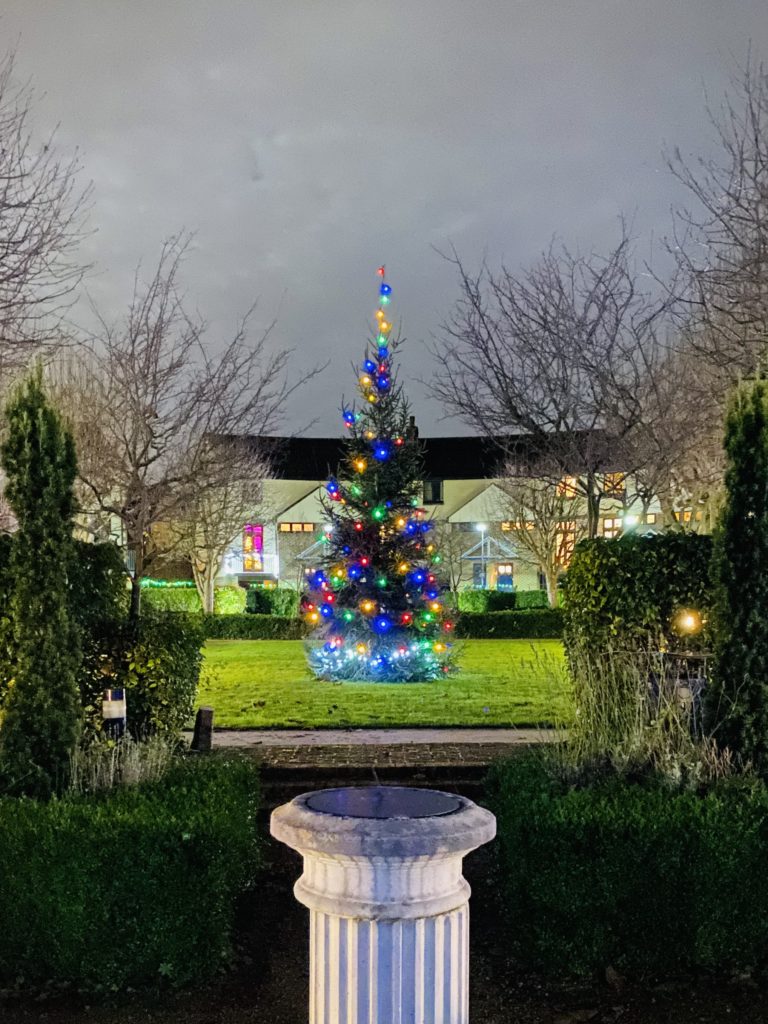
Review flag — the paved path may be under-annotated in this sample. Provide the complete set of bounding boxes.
[211,727,557,748]
[201,727,560,769]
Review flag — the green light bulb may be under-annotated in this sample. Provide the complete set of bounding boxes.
[377,577,387,587]
[372,506,386,521]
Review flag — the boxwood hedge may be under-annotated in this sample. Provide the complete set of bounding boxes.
[0,756,261,992]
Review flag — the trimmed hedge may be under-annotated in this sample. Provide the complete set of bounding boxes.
[0,755,261,992]
[456,608,563,639]
[245,586,300,616]
[564,533,714,654]
[451,589,551,612]
[200,610,561,641]
[489,754,768,975]
[203,613,309,640]
[81,613,205,739]
[141,585,246,615]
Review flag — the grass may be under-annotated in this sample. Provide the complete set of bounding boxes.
[197,639,570,728]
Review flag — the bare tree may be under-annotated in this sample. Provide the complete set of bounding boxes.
[0,49,90,371]
[433,523,471,596]
[493,471,587,606]
[666,55,768,374]
[430,230,668,537]
[57,235,315,620]
[176,441,269,613]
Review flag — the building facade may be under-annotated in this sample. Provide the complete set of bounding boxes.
[217,434,664,593]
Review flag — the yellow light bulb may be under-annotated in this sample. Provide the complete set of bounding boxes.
[396,517,406,528]
[360,375,372,386]
[356,643,367,655]
[433,642,446,653]
[367,394,377,403]
[309,611,319,623]
[354,458,367,473]
[376,309,384,320]
[398,562,409,574]
[430,602,442,613]
[380,321,390,332]
[361,600,376,614]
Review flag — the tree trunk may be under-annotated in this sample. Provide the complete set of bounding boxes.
[203,570,215,614]
[544,567,559,608]
[585,477,601,538]
[129,572,141,623]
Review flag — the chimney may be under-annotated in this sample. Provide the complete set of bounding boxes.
[406,415,419,440]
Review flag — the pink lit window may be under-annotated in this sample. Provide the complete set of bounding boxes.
[243,524,263,571]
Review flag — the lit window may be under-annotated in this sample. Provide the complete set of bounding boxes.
[497,563,514,575]
[602,517,622,539]
[501,520,534,531]
[243,524,263,571]
[279,522,315,533]
[603,473,626,497]
[645,513,657,525]
[557,476,579,498]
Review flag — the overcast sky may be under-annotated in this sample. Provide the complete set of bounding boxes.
[4,0,768,434]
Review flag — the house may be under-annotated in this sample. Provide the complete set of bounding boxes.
[216,427,664,593]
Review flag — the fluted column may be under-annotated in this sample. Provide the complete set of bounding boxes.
[271,786,495,1024]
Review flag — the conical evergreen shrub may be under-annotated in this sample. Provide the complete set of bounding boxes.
[0,365,82,797]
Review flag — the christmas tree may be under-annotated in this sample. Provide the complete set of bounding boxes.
[304,268,458,682]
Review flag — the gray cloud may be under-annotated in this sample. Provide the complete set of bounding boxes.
[3,0,768,432]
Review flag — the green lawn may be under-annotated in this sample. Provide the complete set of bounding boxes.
[198,639,570,728]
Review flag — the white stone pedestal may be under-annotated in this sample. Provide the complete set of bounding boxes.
[271,786,496,1024]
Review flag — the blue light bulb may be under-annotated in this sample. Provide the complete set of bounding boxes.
[376,375,390,391]
[363,359,376,373]
[380,283,392,296]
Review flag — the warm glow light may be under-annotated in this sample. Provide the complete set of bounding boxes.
[430,602,442,613]
[674,608,703,635]
[360,600,376,614]
[398,562,409,573]
[354,458,367,473]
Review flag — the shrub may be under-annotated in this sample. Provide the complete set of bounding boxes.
[246,586,300,616]
[564,533,714,655]
[563,534,714,762]
[455,608,563,639]
[214,586,246,614]
[203,613,308,640]
[81,613,204,740]
[707,379,768,770]
[141,584,247,616]
[70,541,129,628]
[141,582,201,614]
[455,589,548,612]
[0,755,261,992]
[488,754,768,975]
[0,367,82,798]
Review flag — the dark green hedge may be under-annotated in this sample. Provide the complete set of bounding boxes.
[201,610,561,641]
[456,608,563,639]
[203,613,308,640]
[245,586,300,616]
[0,756,261,992]
[449,589,551,612]
[81,613,205,740]
[564,533,714,654]
[489,755,768,975]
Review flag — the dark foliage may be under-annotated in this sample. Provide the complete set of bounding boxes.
[0,755,261,992]
[706,380,768,770]
[0,368,82,797]
[488,754,768,975]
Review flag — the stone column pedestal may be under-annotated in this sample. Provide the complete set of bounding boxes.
[271,785,496,1024]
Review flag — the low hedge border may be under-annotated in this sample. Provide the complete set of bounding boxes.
[203,613,309,640]
[201,609,563,641]
[488,755,768,975]
[456,609,563,639]
[0,756,261,993]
